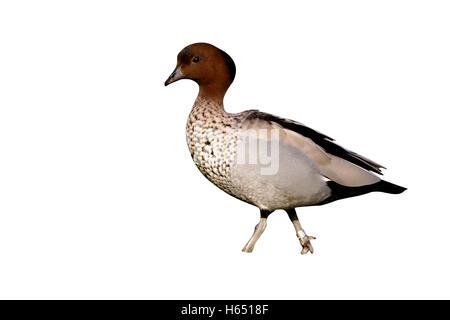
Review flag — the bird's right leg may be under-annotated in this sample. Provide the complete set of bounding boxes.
[286,208,316,254]
[242,209,272,253]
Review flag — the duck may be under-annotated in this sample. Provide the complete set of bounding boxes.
[164,42,406,254]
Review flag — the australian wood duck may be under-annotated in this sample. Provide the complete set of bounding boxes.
[165,42,406,254]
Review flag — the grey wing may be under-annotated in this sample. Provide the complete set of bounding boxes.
[242,110,383,187]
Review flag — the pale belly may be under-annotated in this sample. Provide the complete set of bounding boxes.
[229,139,331,210]
[190,130,332,210]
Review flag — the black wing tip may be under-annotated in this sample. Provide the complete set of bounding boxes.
[375,168,384,175]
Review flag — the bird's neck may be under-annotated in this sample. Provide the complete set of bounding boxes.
[196,79,232,107]
[192,95,226,117]
[194,84,229,114]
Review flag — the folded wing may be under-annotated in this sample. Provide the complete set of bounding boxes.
[243,111,384,187]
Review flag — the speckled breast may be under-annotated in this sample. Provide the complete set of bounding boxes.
[186,115,239,196]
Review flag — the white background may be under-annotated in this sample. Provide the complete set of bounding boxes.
[0,1,449,299]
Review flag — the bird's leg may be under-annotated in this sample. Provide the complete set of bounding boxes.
[242,210,271,253]
[286,208,316,254]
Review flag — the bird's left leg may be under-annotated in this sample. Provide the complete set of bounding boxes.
[286,208,316,254]
[242,209,272,253]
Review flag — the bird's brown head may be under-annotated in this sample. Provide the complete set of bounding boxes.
[164,43,236,101]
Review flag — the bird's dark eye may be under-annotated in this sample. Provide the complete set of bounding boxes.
[192,56,200,63]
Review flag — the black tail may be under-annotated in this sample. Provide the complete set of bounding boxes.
[374,180,407,194]
[317,180,406,205]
